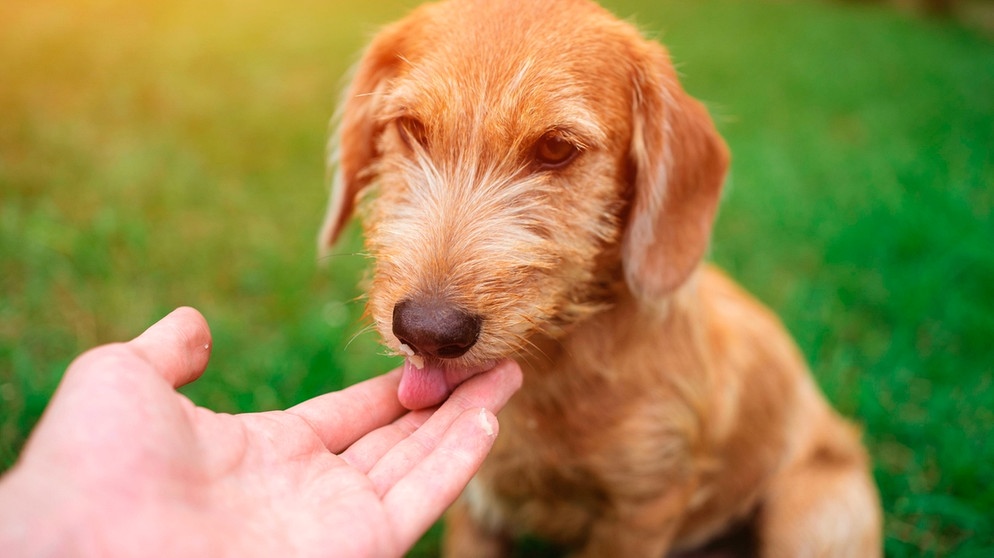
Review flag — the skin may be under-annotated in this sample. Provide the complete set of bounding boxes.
[0,307,522,558]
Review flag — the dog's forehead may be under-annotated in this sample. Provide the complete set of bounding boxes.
[387,60,611,141]
[383,0,635,141]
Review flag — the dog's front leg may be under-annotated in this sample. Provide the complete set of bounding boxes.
[572,490,689,558]
[442,496,512,558]
[574,515,679,558]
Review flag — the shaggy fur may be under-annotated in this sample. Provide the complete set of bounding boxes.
[319,0,882,555]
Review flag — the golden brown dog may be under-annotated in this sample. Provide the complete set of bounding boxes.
[319,0,882,555]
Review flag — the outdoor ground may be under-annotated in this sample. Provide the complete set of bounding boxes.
[1,0,992,555]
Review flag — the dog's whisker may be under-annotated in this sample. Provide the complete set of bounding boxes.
[508,332,553,365]
[344,322,378,350]
[316,250,368,265]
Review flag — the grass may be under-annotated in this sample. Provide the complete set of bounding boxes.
[1,0,992,555]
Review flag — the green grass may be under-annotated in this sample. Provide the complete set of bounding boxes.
[1,0,992,556]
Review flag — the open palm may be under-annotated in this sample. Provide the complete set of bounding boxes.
[0,308,521,558]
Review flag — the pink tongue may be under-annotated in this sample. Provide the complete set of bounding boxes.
[397,359,455,410]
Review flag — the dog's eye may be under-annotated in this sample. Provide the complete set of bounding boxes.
[396,116,429,151]
[534,131,579,168]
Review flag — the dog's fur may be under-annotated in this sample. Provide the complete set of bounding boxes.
[319,0,882,555]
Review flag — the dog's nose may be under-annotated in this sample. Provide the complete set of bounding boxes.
[392,298,482,359]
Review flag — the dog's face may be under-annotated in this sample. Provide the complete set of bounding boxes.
[320,0,728,408]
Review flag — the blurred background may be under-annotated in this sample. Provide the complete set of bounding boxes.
[1,0,992,555]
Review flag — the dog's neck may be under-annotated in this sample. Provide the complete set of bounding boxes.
[516,266,709,388]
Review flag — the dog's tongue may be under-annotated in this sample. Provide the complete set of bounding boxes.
[397,358,487,410]
[397,359,449,410]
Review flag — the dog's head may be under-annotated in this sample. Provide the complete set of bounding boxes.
[319,0,728,408]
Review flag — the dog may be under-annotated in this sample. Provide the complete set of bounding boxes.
[318,0,882,555]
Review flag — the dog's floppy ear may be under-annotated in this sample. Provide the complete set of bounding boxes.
[318,22,409,252]
[624,41,730,300]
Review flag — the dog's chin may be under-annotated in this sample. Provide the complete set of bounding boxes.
[397,357,499,410]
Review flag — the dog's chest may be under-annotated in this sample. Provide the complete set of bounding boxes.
[468,369,695,542]
[467,422,608,541]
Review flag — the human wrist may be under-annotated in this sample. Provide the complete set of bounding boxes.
[0,464,83,556]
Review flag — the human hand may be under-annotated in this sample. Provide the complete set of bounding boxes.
[0,307,522,558]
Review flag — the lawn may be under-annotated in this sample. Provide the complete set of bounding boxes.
[1,0,992,555]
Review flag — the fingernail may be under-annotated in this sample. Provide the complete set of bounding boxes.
[477,408,497,437]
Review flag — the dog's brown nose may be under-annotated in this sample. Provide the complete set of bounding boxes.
[392,298,481,359]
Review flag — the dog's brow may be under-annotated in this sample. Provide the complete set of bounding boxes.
[536,113,604,148]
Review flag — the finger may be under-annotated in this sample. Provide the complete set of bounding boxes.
[287,368,407,453]
[383,407,499,550]
[365,360,521,495]
[40,307,211,447]
[339,360,522,473]
[128,306,213,388]
[337,409,431,473]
